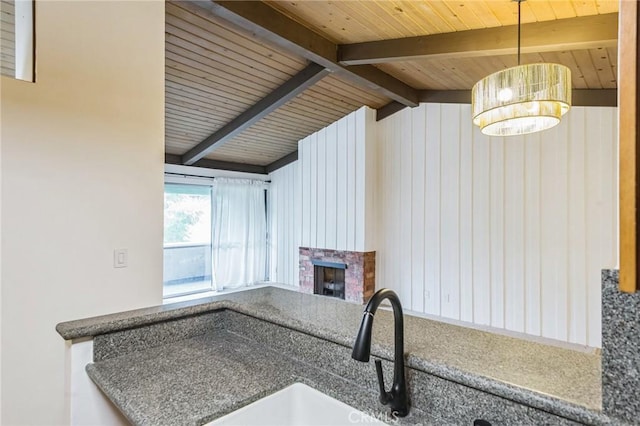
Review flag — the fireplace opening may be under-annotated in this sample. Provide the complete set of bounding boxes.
[312,260,346,300]
[300,248,375,303]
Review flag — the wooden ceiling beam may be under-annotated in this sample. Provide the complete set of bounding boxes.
[181,62,330,165]
[572,89,618,107]
[339,13,619,65]
[377,89,617,121]
[266,151,298,173]
[194,1,419,107]
[419,90,471,104]
[166,154,268,174]
[376,102,407,121]
[416,89,617,106]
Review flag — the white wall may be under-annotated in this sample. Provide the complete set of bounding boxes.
[0,1,165,424]
[377,104,617,348]
[298,106,377,252]
[268,161,300,285]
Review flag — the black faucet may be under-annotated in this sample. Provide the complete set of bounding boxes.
[351,288,409,417]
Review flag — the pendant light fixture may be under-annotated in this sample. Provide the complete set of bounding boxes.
[471,0,571,136]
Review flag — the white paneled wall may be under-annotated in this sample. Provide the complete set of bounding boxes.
[299,107,377,252]
[268,103,617,347]
[268,161,300,285]
[377,104,618,347]
[269,106,377,285]
[269,107,377,285]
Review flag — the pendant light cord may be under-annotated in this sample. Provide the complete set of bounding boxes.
[517,0,521,65]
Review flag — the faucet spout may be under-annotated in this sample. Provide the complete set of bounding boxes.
[351,289,409,417]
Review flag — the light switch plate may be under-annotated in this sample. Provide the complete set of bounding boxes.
[114,249,128,268]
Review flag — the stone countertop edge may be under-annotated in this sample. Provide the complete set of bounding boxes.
[84,340,294,426]
[56,291,607,425]
[55,298,239,340]
[85,361,294,426]
[85,365,144,425]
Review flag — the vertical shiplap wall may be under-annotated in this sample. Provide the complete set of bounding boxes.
[268,161,300,285]
[269,106,377,286]
[377,104,617,347]
[299,106,377,252]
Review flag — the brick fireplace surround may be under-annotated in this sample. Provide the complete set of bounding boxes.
[299,247,375,304]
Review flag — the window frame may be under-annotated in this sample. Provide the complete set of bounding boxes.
[163,175,216,299]
[162,174,271,299]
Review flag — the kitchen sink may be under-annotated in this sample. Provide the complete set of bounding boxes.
[205,382,389,425]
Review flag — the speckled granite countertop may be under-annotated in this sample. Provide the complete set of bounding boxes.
[86,328,427,426]
[57,286,604,423]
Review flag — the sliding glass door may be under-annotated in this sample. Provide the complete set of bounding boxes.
[163,183,212,298]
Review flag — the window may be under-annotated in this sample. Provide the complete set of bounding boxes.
[163,182,212,298]
[1,0,35,82]
[163,176,269,298]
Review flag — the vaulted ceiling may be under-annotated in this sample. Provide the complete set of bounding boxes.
[165,0,619,173]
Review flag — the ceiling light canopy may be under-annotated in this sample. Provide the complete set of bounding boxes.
[471,0,572,137]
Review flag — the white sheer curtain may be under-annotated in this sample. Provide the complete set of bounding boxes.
[211,178,268,290]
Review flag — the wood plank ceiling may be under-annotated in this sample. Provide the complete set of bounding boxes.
[165,0,619,171]
[165,0,389,168]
